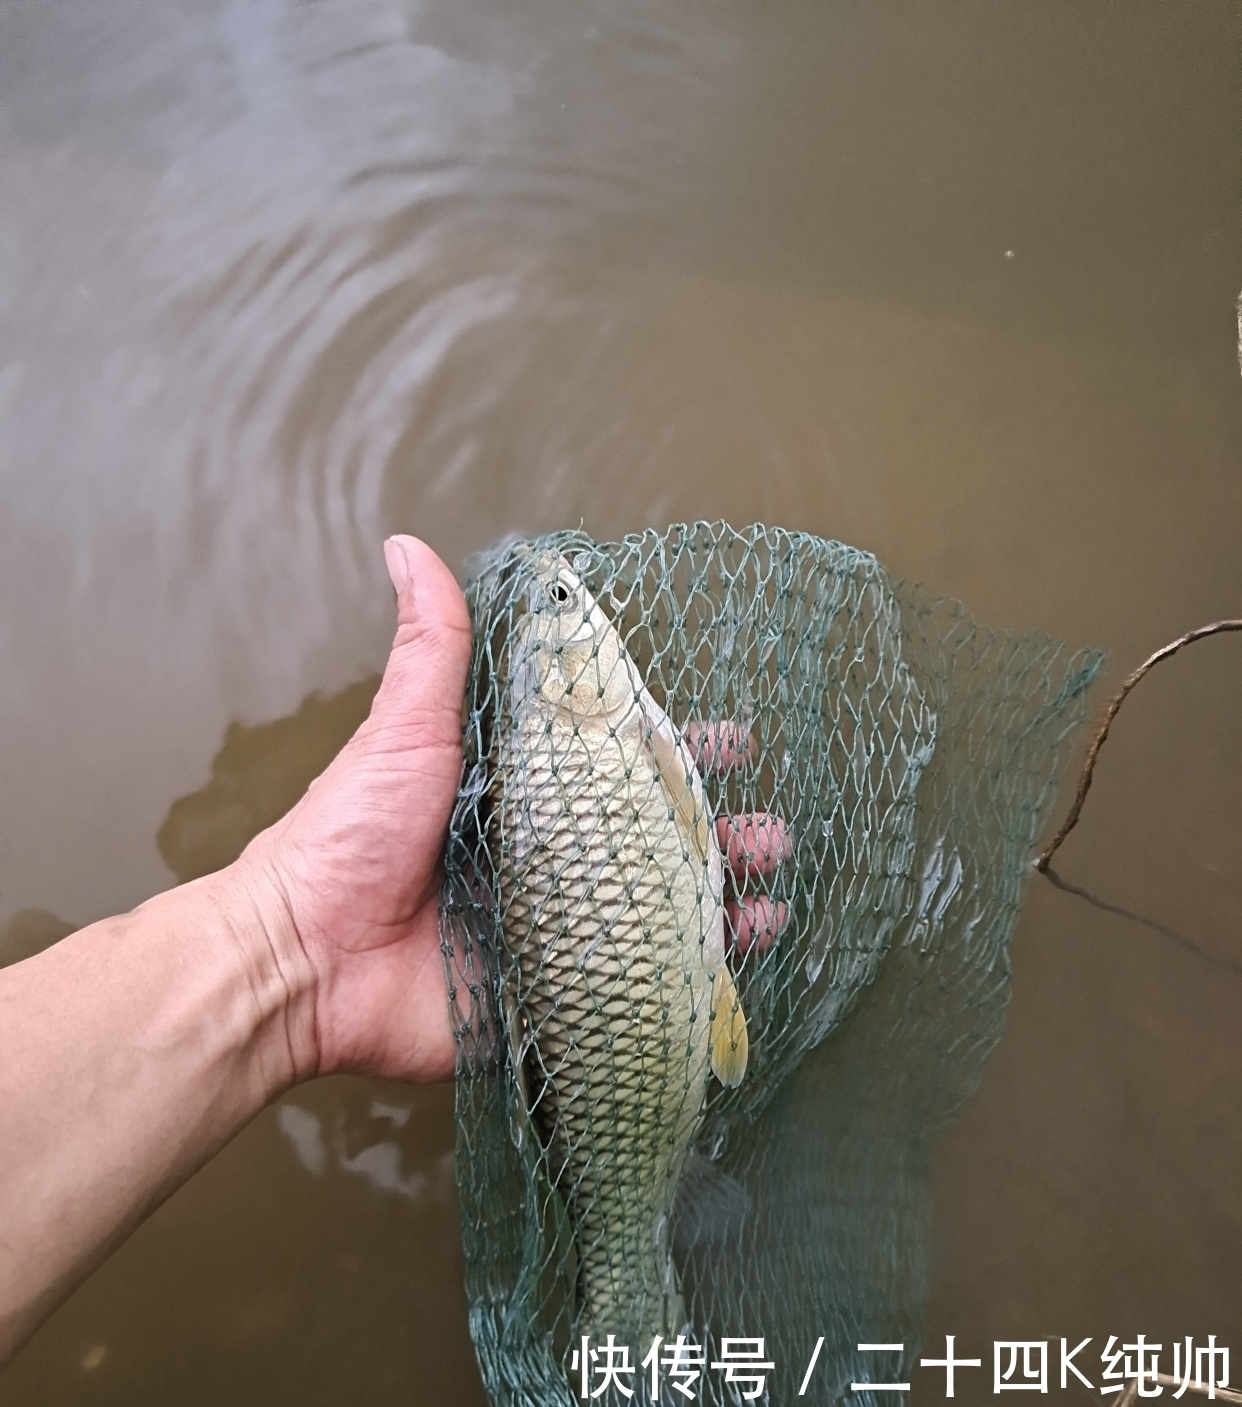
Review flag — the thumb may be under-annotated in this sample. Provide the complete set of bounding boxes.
[375,535,472,729]
[382,534,470,635]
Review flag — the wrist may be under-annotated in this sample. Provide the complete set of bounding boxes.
[200,849,321,1095]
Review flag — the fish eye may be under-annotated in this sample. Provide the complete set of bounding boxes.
[549,579,573,607]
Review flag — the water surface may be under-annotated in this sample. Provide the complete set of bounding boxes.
[1,1,1239,1401]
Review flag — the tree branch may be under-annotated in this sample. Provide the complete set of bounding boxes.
[1036,619,1242,873]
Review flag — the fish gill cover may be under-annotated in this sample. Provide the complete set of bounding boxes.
[440,523,1101,1407]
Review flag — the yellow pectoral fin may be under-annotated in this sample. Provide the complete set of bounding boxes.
[709,964,749,1088]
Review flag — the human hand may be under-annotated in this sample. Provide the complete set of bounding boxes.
[235,541,789,1089]
[239,536,472,1085]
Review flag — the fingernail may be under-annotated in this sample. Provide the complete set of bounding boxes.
[383,537,410,596]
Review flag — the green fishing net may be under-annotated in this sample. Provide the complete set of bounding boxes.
[440,522,1101,1407]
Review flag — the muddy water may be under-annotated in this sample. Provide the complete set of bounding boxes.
[1,0,1239,1401]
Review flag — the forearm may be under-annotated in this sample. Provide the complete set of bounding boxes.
[0,862,315,1360]
[0,538,469,1362]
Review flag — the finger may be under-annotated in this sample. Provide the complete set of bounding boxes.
[383,534,472,647]
[684,722,758,775]
[375,535,473,733]
[726,896,789,955]
[716,814,793,879]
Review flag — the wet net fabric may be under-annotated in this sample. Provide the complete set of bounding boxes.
[440,523,1101,1407]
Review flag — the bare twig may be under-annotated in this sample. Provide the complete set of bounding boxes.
[1037,619,1242,873]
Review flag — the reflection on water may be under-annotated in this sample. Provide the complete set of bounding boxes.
[0,909,74,968]
[157,675,379,883]
[277,1095,455,1201]
[1,0,1239,1400]
[1041,865,1242,981]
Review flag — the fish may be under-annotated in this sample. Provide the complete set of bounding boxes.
[493,549,748,1348]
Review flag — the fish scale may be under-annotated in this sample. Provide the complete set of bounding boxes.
[498,710,714,1345]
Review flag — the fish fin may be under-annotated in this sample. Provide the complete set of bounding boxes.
[640,694,713,865]
[709,965,748,1088]
[501,981,533,1149]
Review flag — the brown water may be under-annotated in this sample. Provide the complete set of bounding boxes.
[1,0,1239,1401]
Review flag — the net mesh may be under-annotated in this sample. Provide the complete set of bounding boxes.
[440,522,1101,1407]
